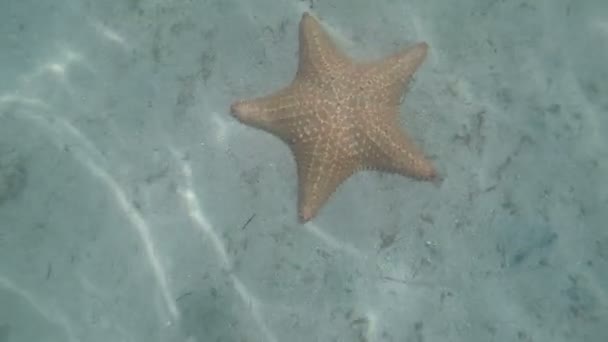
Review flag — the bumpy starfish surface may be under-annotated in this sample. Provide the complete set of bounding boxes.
[231,12,437,222]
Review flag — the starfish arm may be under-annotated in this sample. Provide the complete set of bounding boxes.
[296,13,350,80]
[361,115,436,180]
[230,87,304,142]
[292,140,357,222]
[362,42,428,106]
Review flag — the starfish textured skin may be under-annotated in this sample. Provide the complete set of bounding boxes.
[231,12,437,222]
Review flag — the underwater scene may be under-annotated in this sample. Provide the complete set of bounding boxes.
[0,0,606,341]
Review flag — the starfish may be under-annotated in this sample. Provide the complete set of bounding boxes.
[231,12,437,222]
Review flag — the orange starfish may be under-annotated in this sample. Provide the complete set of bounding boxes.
[231,12,437,222]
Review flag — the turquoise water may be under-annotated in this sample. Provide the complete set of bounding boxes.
[0,0,607,341]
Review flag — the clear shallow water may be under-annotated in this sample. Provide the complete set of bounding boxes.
[0,0,606,341]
